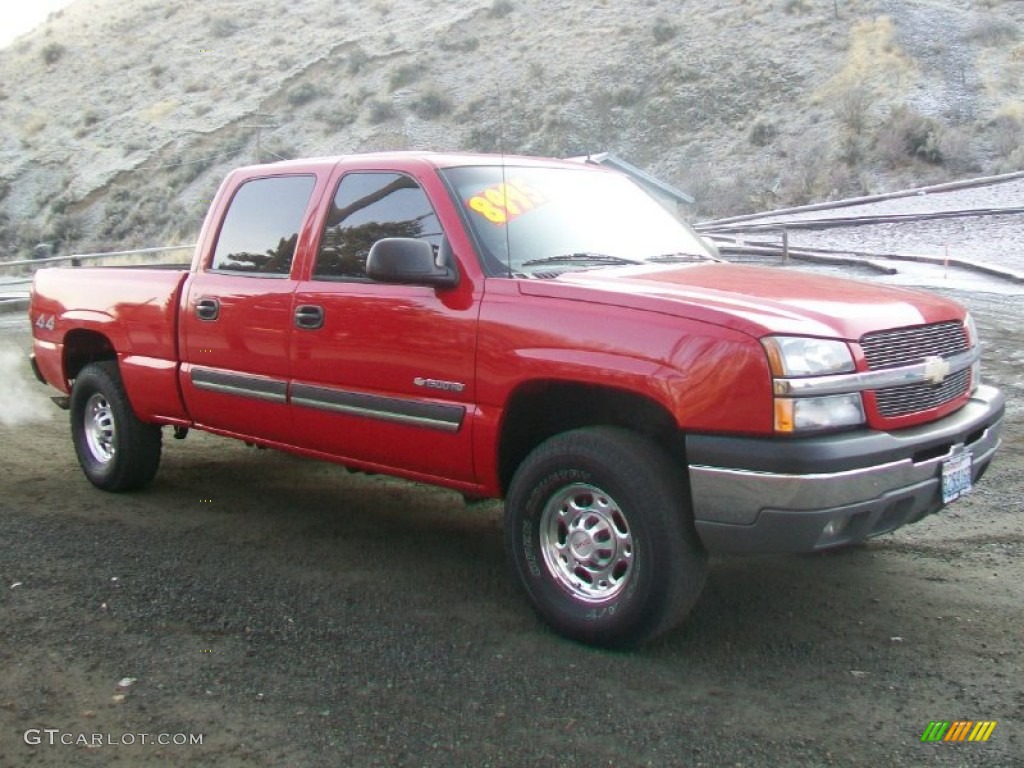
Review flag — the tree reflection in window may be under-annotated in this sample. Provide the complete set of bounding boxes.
[211,175,315,275]
[314,172,442,280]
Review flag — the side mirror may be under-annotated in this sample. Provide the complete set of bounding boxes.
[366,238,459,288]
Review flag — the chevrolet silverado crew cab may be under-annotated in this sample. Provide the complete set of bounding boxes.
[29,152,1004,647]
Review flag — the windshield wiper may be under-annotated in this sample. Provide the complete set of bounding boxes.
[521,252,643,267]
[645,252,715,263]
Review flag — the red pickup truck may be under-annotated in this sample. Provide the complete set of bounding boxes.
[29,152,1004,647]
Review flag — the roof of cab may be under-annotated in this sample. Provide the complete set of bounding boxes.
[230,151,606,177]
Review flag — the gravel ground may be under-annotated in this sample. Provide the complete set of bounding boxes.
[1,270,1022,767]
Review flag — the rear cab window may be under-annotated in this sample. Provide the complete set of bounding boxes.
[210,175,317,276]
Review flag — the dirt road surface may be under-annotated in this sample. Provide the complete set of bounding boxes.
[1,283,1021,767]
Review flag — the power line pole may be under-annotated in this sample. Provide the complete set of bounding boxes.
[241,111,278,163]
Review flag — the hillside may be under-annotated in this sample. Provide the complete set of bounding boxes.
[2,0,1024,259]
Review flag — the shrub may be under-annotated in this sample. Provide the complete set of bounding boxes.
[42,42,65,65]
[347,47,369,75]
[936,126,975,173]
[315,106,355,130]
[964,18,1019,45]
[653,17,677,45]
[992,113,1023,157]
[287,83,319,107]
[831,85,873,135]
[610,87,642,108]
[877,107,945,165]
[411,90,452,119]
[748,119,778,146]
[389,64,421,91]
[367,99,396,123]
[210,17,238,37]
[488,0,514,19]
[439,38,480,53]
[837,132,863,166]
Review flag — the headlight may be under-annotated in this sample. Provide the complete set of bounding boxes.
[763,336,863,433]
[963,312,978,347]
[762,336,855,376]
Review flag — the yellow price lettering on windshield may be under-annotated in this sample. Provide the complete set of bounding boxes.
[467,179,546,225]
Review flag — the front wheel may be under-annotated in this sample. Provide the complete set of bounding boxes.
[505,426,707,648]
[70,361,162,491]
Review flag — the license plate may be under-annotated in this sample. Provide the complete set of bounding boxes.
[941,451,973,504]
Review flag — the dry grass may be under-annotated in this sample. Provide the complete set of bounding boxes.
[818,16,918,100]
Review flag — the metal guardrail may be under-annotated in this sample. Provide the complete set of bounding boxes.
[0,245,195,304]
[0,244,196,271]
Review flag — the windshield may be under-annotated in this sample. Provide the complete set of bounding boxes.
[440,165,714,277]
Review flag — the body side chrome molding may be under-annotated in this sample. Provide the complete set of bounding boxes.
[190,367,288,403]
[189,369,466,431]
[291,382,465,432]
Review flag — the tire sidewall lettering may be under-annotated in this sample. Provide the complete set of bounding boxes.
[521,467,592,583]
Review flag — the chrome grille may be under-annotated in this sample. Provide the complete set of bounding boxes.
[860,321,967,369]
[861,321,971,418]
[874,368,971,417]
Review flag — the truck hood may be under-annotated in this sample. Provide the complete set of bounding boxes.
[518,262,964,340]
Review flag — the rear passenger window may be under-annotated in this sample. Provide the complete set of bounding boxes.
[314,172,442,280]
[211,175,316,275]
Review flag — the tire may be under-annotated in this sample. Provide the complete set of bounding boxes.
[70,361,162,491]
[505,426,707,648]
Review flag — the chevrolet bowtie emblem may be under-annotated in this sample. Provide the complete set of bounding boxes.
[923,355,951,385]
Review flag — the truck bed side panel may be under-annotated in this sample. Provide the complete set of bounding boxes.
[31,267,191,422]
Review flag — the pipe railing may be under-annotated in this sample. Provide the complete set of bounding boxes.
[0,245,195,300]
[0,244,196,271]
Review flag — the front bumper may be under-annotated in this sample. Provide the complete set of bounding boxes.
[686,385,1005,554]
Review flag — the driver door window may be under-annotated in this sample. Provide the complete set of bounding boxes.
[313,172,442,280]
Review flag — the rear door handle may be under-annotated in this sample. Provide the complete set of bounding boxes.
[294,304,324,330]
[195,297,220,321]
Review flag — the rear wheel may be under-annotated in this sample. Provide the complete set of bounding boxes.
[505,426,707,647]
[70,361,162,491]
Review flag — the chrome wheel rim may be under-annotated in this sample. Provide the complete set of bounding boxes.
[84,392,116,463]
[539,483,635,602]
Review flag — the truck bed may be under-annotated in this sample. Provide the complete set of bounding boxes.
[31,266,191,421]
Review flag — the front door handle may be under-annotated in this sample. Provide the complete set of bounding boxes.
[195,297,220,321]
[295,304,324,330]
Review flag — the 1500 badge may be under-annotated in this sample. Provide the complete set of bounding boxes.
[414,377,465,393]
